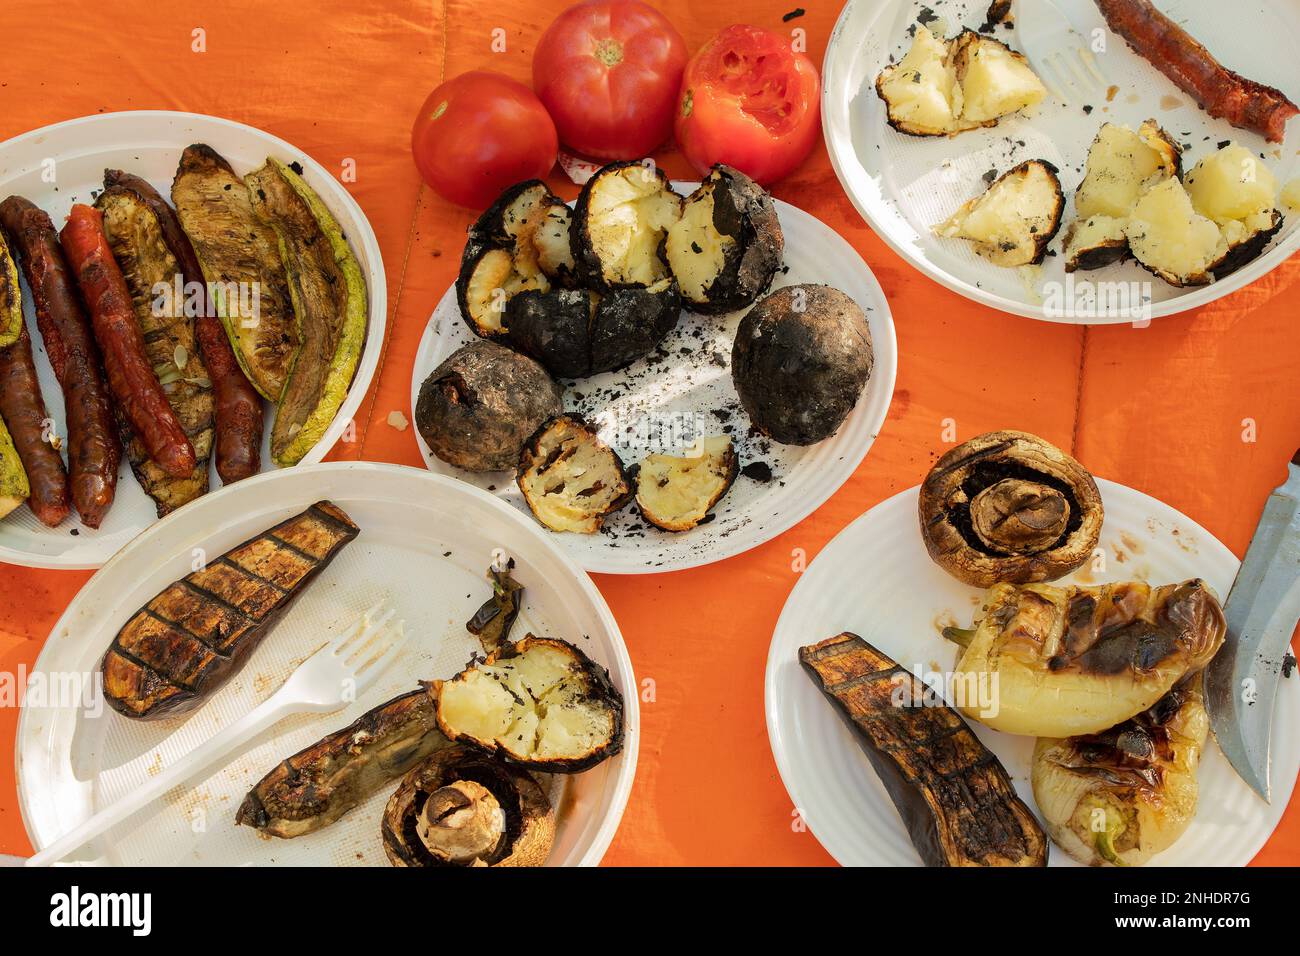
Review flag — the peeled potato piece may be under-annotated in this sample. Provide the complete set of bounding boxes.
[635,435,738,532]
[934,160,1064,266]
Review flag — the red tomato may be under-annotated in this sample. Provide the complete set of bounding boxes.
[533,0,687,160]
[674,24,821,186]
[411,71,558,209]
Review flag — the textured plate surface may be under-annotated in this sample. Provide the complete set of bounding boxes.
[766,479,1300,866]
[17,462,638,867]
[0,111,387,567]
[823,0,1300,323]
[410,186,896,574]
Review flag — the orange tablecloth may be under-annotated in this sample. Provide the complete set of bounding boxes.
[0,1,1296,866]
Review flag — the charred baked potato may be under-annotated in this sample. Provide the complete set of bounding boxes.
[664,165,783,314]
[731,284,874,446]
[635,435,738,532]
[1185,143,1285,279]
[434,634,624,773]
[415,340,563,472]
[516,414,631,532]
[573,161,682,290]
[934,160,1064,267]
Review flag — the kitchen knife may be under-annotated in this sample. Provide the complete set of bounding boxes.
[1205,450,1300,802]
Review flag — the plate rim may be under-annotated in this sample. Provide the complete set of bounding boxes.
[764,476,1298,866]
[14,460,639,868]
[408,185,899,575]
[820,0,1300,324]
[0,109,389,569]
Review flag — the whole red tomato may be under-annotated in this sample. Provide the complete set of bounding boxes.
[411,71,558,209]
[533,0,687,160]
[674,24,821,185]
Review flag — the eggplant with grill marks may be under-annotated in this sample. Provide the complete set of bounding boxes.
[801,632,1048,867]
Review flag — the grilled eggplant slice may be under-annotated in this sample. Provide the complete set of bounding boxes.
[96,183,215,516]
[1033,678,1208,866]
[0,228,19,348]
[238,687,448,837]
[172,144,299,401]
[382,745,555,867]
[100,500,359,719]
[664,165,783,314]
[801,632,1048,867]
[635,435,737,532]
[0,414,29,519]
[919,430,1102,587]
[415,340,563,472]
[875,26,1046,137]
[944,579,1225,738]
[935,160,1064,266]
[506,279,681,378]
[732,284,873,446]
[573,162,682,290]
[246,159,367,467]
[456,181,564,338]
[434,634,624,773]
[517,415,631,533]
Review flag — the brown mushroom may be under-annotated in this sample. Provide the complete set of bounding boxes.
[919,430,1103,587]
[382,745,555,867]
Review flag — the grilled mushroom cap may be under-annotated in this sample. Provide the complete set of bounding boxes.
[382,745,555,867]
[434,634,624,773]
[919,430,1102,587]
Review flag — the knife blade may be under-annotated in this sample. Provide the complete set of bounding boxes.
[1205,449,1300,802]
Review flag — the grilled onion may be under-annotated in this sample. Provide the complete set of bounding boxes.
[1032,677,1208,866]
[945,579,1225,737]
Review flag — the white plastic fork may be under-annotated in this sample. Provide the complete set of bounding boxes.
[27,601,405,866]
[1017,0,1110,105]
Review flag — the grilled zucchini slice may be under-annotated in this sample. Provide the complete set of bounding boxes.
[0,414,29,519]
[0,228,20,349]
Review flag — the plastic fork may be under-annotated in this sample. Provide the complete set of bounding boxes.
[27,601,405,866]
[1017,0,1110,105]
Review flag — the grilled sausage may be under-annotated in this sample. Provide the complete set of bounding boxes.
[0,196,120,527]
[103,170,262,484]
[0,327,69,526]
[100,500,360,719]
[60,204,195,480]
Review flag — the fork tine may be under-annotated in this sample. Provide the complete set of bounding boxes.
[349,622,408,690]
[341,610,398,666]
[1043,54,1072,104]
[1077,46,1108,88]
[1062,52,1095,95]
[331,602,394,656]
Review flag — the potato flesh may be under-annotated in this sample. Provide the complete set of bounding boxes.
[1125,178,1225,285]
[586,168,681,286]
[636,435,733,531]
[956,36,1046,122]
[520,420,627,534]
[664,185,733,304]
[1075,123,1178,220]
[466,249,549,332]
[1186,144,1278,224]
[534,204,576,280]
[1064,214,1126,263]
[438,643,615,764]
[935,162,1060,266]
[878,26,968,135]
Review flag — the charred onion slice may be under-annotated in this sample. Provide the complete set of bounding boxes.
[919,430,1102,587]
[414,340,563,473]
[456,181,563,337]
[934,160,1063,266]
[664,165,783,314]
[434,635,624,772]
[573,161,682,289]
[946,580,1225,738]
[1032,677,1208,866]
[382,745,555,867]
[635,435,737,532]
[516,415,631,533]
[875,26,1046,137]
[801,632,1048,866]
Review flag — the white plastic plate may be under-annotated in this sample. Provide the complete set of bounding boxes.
[822,0,1300,322]
[410,186,897,574]
[766,479,1299,866]
[17,462,638,867]
[0,111,387,567]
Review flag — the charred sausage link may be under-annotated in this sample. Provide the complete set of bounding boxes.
[103,171,262,484]
[0,327,70,526]
[60,204,196,480]
[1095,0,1299,142]
[0,196,120,527]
